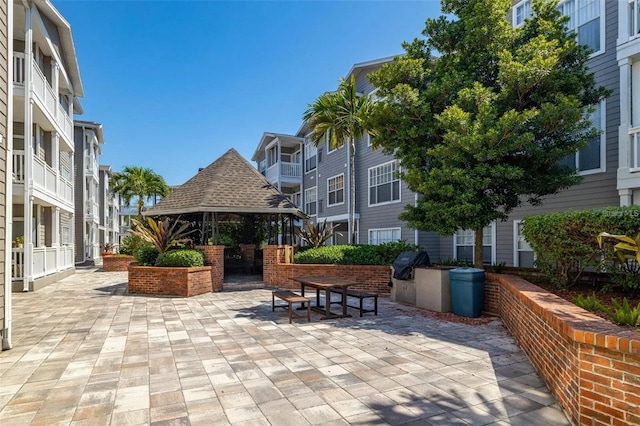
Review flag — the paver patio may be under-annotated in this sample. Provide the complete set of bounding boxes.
[0,269,570,425]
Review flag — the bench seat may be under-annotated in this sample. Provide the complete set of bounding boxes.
[272,290,311,324]
[329,288,378,317]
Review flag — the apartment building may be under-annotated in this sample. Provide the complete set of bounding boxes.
[253,57,442,258]
[11,0,82,291]
[256,0,636,266]
[98,165,119,252]
[1,0,12,350]
[74,120,103,265]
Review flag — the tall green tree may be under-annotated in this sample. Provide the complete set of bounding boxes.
[303,75,374,244]
[110,166,170,217]
[366,0,610,267]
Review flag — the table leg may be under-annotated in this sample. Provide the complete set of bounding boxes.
[342,287,347,317]
[325,288,331,317]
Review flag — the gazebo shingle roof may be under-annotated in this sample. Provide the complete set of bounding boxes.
[143,148,305,217]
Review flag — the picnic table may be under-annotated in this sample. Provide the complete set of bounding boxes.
[290,276,356,320]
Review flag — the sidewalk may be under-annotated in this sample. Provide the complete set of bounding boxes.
[0,269,569,425]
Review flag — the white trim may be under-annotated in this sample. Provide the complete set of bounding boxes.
[320,213,359,223]
[452,223,496,264]
[368,227,402,245]
[326,173,345,207]
[577,100,607,175]
[368,160,401,207]
[513,220,535,267]
[326,131,344,154]
[366,132,372,147]
[304,138,317,175]
[304,186,317,217]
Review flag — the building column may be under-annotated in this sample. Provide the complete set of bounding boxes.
[53,207,60,271]
[23,4,33,292]
[52,132,59,195]
[619,189,633,206]
[277,139,282,191]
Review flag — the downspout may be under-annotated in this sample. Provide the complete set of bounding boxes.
[414,193,419,246]
[23,1,32,292]
[346,138,352,244]
[3,0,15,350]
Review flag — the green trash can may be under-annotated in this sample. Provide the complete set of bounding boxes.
[449,267,485,318]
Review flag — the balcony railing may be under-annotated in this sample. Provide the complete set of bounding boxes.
[12,53,73,140]
[265,161,302,183]
[12,246,73,281]
[630,126,640,171]
[12,150,73,205]
[86,199,99,220]
[85,155,98,176]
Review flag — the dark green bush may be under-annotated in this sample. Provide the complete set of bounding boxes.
[294,241,420,265]
[135,245,159,266]
[522,206,640,288]
[155,249,205,267]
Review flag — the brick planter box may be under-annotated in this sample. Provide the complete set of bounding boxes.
[486,273,640,425]
[263,245,392,294]
[128,265,213,297]
[102,255,135,272]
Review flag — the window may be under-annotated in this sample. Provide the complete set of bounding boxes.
[560,101,605,174]
[366,132,373,147]
[557,0,601,53]
[326,130,344,153]
[454,225,494,264]
[630,0,640,37]
[369,161,400,206]
[514,221,535,267]
[61,226,71,246]
[305,187,317,216]
[327,174,344,206]
[513,0,602,54]
[514,0,531,26]
[368,228,401,245]
[304,140,317,173]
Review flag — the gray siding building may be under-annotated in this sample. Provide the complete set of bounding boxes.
[1,0,11,351]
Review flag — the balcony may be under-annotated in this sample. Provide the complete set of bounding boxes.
[86,199,99,222]
[13,53,73,141]
[85,155,99,179]
[12,150,74,206]
[265,161,302,187]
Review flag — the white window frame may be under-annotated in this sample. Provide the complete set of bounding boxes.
[326,173,345,207]
[513,0,532,27]
[453,223,496,265]
[366,132,373,147]
[564,100,606,175]
[513,220,536,267]
[304,186,317,217]
[512,0,605,57]
[368,160,401,207]
[304,139,317,174]
[368,227,401,245]
[326,130,344,154]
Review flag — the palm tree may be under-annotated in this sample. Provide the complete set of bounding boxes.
[303,75,374,244]
[110,166,170,217]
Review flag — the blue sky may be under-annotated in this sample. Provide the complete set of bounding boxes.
[54,0,442,186]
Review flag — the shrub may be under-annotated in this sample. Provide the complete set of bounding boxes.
[605,298,640,327]
[293,241,420,265]
[573,293,604,312]
[129,216,194,254]
[522,206,640,288]
[135,245,159,266]
[119,235,144,256]
[155,249,205,267]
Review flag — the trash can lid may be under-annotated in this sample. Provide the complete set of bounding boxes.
[450,267,485,273]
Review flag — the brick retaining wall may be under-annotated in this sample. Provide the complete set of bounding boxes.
[486,273,640,425]
[128,265,213,297]
[263,245,392,294]
[102,255,135,272]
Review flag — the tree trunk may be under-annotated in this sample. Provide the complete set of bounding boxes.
[474,228,484,269]
[350,139,357,245]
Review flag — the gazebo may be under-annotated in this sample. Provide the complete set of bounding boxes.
[143,148,306,280]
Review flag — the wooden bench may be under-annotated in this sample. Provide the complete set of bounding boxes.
[272,291,311,324]
[330,288,378,317]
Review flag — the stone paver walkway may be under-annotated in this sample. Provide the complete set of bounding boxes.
[0,269,570,425]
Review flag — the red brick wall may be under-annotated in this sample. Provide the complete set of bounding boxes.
[486,273,640,425]
[128,265,212,297]
[263,245,392,294]
[195,245,224,291]
[102,255,135,272]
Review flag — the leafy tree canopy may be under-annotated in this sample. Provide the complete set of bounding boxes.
[366,0,610,266]
[110,166,170,217]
